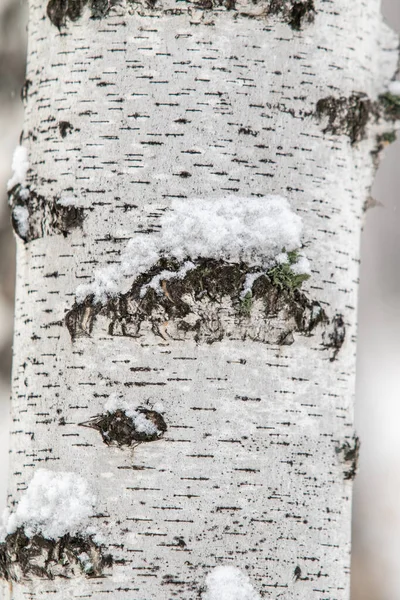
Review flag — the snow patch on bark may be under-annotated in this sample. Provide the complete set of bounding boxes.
[240,272,264,298]
[139,260,196,298]
[290,253,310,275]
[202,566,261,600]
[7,145,29,192]
[388,80,400,95]
[76,196,307,304]
[239,249,310,298]
[104,395,164,437]
[0,469,96,541]
[12,206,30,239]
[57,195,82,207]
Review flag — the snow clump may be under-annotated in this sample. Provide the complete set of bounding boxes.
[57,195,85,207]
[76,195,308,303]
[139,260,196,298]
[104,395,162,437]
[7,145,30,193]
[388,80,400,96]
[202,566,261,600]
[0,469,96,541]
[12,205,30,238]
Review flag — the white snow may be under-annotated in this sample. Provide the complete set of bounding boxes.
[240,272,263,298]
[104,394,125,414]
[76,195,306,303]
[7,146,31,240]
[57,195,77,207]
[0,469,96,540]
[388,80,400,96]
[275,251,290,264]
[139,260,195,298]
[7,145,29,191]
[104,395,161,437]
[275,250,310,273]
[0,510,8,542]
[78,552,93,573]
[57,195,86,207]
[239,249,311,298]
[202,566,261,600]
[132,412,158,436]
[12,206,29,238]
[153,401,165,413]
[290,253,310,275]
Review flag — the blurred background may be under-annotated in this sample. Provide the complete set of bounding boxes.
[0,0,27,543]
[0,1,399,598]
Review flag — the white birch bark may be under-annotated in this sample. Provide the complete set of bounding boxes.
[1,0,398,598]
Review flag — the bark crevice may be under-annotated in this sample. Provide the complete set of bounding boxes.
[335,436,360,481]
[46,0,317,28]
[9,185,87,242]
[315,92,400,145]
[65,258,338,349]
[80,408,167,447]
[0,529,113,582]
[47,0,120,29]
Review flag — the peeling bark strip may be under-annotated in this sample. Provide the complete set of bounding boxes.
[46,0,316,28]
[66,258,328,345]
[6,0,399,599]
[0,529,112,581]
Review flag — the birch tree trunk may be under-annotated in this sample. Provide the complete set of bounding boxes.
[1,0,398,598]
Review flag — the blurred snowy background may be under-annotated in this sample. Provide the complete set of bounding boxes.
[0,0,27,540]
[0,1,399,598]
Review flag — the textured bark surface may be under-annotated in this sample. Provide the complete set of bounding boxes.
[65,258,330,345]
[2,0,398,598]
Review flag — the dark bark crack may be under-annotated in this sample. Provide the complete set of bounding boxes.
[58,121,74,138]
[315,92,400,145]
[335,436,360,481]
[322,313,345,362]
[0,528,112,581]
[20,79,32,103]
[46,0,120,29]
[46,0,317,27]
[378,92,400,121]
[65,258,332,347]
[315,94,377,145]
[8,185,87,242]
[269,0,315,30]
[80,408,167,448]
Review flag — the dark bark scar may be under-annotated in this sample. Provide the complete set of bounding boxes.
[47,0,119,29]
[65,258,329,345]
[335,436,360,481]
[0,528,112,581]
[8,184,87,243]
[80,407,167,448]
